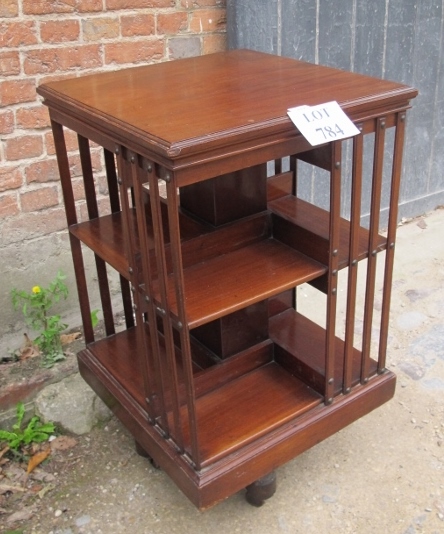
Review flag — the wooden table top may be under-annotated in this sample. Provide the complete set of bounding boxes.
[38,49,417,162]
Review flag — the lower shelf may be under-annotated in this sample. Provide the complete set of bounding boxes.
[179,362,322,466]
[82,327,322,466]
[81,307,379,466]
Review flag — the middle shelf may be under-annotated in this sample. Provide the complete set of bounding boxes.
[154,238,327,328]
[69,177,386,330]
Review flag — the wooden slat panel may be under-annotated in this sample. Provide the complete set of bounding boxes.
[343,131,364,393]
[324,141,341,403]
[361,118,386,382]
[78,134,115,336]
[379,112,407,372]
[165,175,201,467]
[51,119,95,344]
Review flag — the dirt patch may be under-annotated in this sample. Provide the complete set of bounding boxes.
[0,418,137,534]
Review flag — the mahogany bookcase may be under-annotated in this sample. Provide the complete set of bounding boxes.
[37,50,417,510]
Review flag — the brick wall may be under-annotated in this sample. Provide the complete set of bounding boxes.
[0,0,226,344]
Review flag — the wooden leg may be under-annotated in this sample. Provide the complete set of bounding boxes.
[245,471,276,507]
[134,440,161,469]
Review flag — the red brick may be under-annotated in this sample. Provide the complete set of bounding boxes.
[21,186,59,212]
[45,128,78,155]
[40,19,80,43]
[22,0,76,15]
[106,0,173,9]
[24,45,102,75]
[16,106,51,130]
[77,0,103,12]
[82,18,119,41]
[203,32,226,54]
[26,159,60,184]
[157,12,188,35]
[0,79,36,107]
[72,178,85,201]
[189,8,226,32]
[0,0,18,18]
[121,14,155,37]
[0,193,19,218]
[0,51,20,76]
[0,21,37,47]
[0,166,22,192]
[0,110,14,134]
[5,135,44,161]
[104,40,164,65]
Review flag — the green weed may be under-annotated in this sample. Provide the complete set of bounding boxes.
[11,271,68,368]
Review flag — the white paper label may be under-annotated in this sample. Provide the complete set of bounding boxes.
[287,101,360,146]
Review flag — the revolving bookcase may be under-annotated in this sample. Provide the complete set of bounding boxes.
[37,50,417,509]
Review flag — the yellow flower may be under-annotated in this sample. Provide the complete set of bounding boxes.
[32,286,41,294]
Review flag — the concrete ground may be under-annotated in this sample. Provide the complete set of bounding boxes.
[2,207,444,534]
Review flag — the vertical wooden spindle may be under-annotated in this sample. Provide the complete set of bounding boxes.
[343,130,364,393]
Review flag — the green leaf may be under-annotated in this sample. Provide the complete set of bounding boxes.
[28,432,51,443]
[36,422,55,433]
[9,436,22,450]
[13,402,25,431]
[0,402,55,449]
[0,430,16,441]
[25,416,39,432]
[91,309,100,328]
